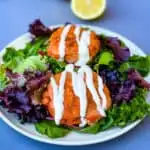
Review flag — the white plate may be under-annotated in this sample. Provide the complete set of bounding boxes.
[0,25,149,146]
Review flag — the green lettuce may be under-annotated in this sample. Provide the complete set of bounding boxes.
[2,37,48,70]
[88,50,115,71]
[35,120,70,138]
[0,65,9,91]
[46,57,66,74]
[3,47,25,70]
[119,55,150,77]
[23,36,49,57]
[14,56,47,73]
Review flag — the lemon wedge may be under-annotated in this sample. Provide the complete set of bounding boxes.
[71,0,106,20]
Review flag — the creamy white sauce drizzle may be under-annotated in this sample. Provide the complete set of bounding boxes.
[79,66,106,117]
[51,71,67,125]
[74,26,80,45]
[75,71,87,127]
[75,30,91,66]
[51,64,106,126]
[98,76,107,109]
[58,25,71,61]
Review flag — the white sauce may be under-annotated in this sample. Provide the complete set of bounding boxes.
[51,71,67,125]
[51,64,106,126]
[79,66,106,117]
[98,76,107,109]
[75,30,91,66]
[58,25,71,61]
[74,26,80,45]
[75,71,87,127]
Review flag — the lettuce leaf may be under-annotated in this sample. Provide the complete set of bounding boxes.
[119,55,150,77]
[80,116,114,134]
[80,88,150,134]
[80,122,100,134]
[88,50,116,72]
[23,36,48,57]
[0,65,9,91]
[3,47,25,70]
[35,120,70,138]
[46,57,66,74]
[14,56,47,73]
[2,37,48,70]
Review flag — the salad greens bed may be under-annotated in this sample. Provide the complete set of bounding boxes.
[0,19,150,138]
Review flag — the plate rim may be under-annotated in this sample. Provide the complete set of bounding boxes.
[0,24,147,146]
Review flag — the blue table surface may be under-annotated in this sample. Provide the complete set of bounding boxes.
[0,0,150,149]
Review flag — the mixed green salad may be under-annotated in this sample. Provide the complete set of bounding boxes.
[0,20,150,138]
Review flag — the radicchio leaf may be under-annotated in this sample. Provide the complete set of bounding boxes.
[6,69,26,87]
[112,80,136,104]
[106,37,130,62]
[128,69,150,89]
[26,71,50,91]
[0,70,51,123]
[99,67,136,104]
[29,19,51,37]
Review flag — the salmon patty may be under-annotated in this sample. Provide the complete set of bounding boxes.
[47,25,101,65]
[42,71,112,127]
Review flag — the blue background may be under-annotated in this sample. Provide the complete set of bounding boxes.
[0,0,150,149]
